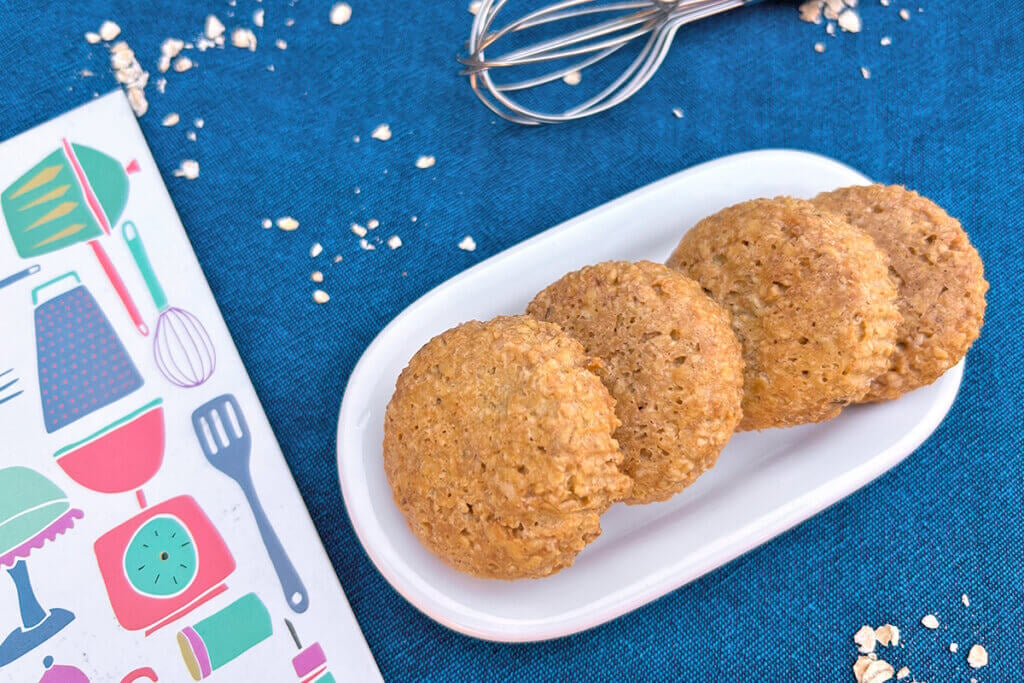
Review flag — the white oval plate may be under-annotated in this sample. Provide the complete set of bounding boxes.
[337,150,962,643]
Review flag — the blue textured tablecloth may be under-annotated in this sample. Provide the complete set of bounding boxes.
[3,1,1021,680]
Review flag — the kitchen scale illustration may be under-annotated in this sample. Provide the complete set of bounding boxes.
[54,399,236,635]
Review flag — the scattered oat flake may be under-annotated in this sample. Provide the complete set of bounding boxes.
[854,656,894,683]
[920,614,939,629]
[387,235,402,249]
[205,15,226,40]
[312,289,330,304]
[261,218,273,229]
[458,236,477,252]
[311,271,324,283]
[854,625,876,654]
[173,56,194,72]
[186,131,197,142]
[410,215,418,222]
[468,0,482,14]
[156,78,167,93]
[950,642,959,653]
[276,39,288,50]
[333,255,343,263]
[838,9,862,32]
[232,27,257,51]
[351,223,367,237]
[798,0,822,23]
[875,624,899,647]
[880,35,892,46]
[814,41,826,53]
[416,155,436,169]
[285,18,295,27]
[276,216,299,231]
[253,8,265,27]
[161,37,184,59]
[672,107,684,118]
[359,238,375,251]
[330,3,353,25]
[352,135,361,143]
[899,8,910,20]
[80,69,94,77]
[371,124,392,141]
[99,20,121,42]
[895,666,909,680]
[173,160,200,180]
[880,0,890,5]
[562,70,581,86]
[860,66,871,79]
[85,32,102,44]
[961,593,970,607]
[826,22,836,35]
[966,644,988,669]
[126,88,149,117]
[192,118,203,129]
[367,219,380,230]
[161,113,180,127]
[310,242,323,257]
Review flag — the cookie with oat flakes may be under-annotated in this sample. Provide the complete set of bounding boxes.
[813,184,987,401]
[667,197,901,430]
[527,261,744,504]
[383,315,631,580]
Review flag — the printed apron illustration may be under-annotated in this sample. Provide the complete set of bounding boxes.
[33,272,143,433]
[0,467,84,668]
[192,394,308,613]
[1,139,147,335]
[54,399,237,634]
[176,592,273,681]
[37,656,159,683]
[122,222,216,389]
[286,619,335,683]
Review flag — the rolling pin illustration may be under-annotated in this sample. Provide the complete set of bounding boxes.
[176,593,273,681]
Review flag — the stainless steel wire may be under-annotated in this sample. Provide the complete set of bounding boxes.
[461,0,760,125]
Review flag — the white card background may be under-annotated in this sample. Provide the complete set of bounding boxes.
[0,93,381,682]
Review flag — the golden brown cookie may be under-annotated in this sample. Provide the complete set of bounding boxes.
[813,184,988,401]
[667,197,901,430]
[383,315,631,580]
[527,261,744,503]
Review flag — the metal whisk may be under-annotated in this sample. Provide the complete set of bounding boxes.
[461,0,764,125]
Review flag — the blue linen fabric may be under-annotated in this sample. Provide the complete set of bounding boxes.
[1,1,1022,680]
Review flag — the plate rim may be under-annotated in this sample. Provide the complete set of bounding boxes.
[336,148,964,642]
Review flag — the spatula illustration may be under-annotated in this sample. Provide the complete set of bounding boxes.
[191,394,309,613]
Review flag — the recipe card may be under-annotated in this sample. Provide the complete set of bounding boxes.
[0,92,381,682]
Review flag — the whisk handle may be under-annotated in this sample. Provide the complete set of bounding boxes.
[122,221,168,312]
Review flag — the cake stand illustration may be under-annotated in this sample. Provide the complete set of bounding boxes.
[0,466,84,668]
[54,399,236,635]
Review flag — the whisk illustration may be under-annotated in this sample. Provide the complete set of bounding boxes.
[461,0,763,125]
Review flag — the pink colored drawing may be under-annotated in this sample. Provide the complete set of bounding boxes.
[93,495,235,635]
[55,400,164,494]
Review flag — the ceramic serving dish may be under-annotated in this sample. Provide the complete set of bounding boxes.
[336,150,962,642]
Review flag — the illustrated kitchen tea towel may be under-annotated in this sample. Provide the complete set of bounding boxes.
[0,92,382,682]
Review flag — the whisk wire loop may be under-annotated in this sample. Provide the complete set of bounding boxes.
[463,0,757,124]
